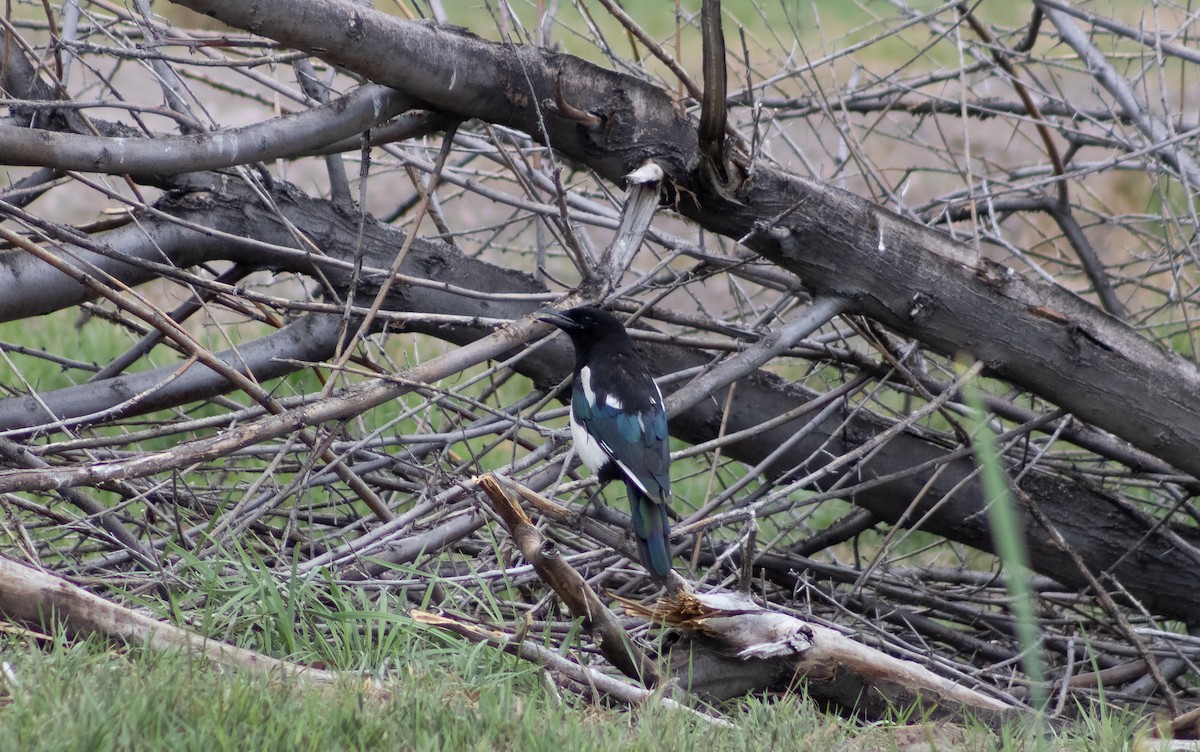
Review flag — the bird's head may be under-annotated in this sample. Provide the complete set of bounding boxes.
[536,306,630,356]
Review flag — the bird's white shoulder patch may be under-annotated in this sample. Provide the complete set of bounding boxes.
[605,393,623,410]
[579,366,597,406]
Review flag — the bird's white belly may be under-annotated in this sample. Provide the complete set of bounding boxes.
[570,409,610,474]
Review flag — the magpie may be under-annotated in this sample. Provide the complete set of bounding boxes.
[537,306,673,580]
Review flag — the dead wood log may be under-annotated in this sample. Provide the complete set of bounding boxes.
[622,589,1022,726]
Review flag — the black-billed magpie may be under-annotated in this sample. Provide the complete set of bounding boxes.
[537,306,673,580]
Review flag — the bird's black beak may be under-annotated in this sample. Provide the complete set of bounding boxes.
[536,308,576,330]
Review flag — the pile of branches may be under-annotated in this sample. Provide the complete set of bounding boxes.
[1,0,1200,731]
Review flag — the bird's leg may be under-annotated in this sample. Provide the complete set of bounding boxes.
[583,484,608,515]
[583,462,621,515]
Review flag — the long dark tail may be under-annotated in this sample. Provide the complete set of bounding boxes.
[627,485,672,580]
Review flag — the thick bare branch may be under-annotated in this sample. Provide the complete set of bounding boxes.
[0,84,413,174]
[166,0,1200,484]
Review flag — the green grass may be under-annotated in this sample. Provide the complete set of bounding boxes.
[962,369,1049,740]
[0,637,579,752]
[0,634,1150,751]
[0,538,1151,751]
[0,310,122,394]
[0,633,861,752]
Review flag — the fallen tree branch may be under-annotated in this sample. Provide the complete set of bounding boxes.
[411,609,731,727]
[2,177,1197,624]
[476,473,662,687]
[0,555,381,696]
[622,589,1022,726]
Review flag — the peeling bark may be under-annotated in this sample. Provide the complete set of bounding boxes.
[625,590,1020,724]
